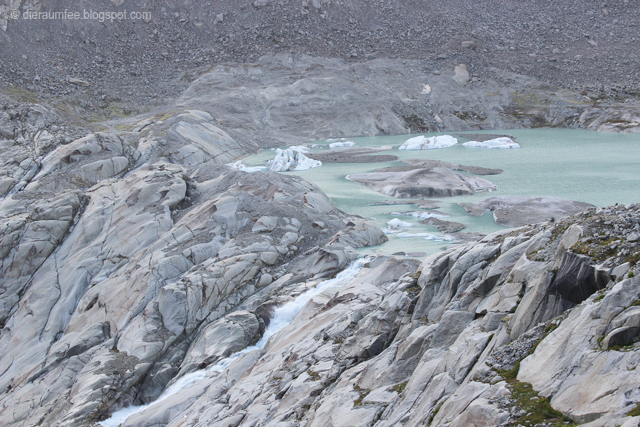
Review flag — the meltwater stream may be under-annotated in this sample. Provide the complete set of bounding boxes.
[100,257,371,427]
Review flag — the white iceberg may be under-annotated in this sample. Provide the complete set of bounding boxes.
[267,149,322,172]
[399,135,458,150]
[462,137,520,149]
[386,218,413,229]
[329,140,356,149]
[230,161,265,173]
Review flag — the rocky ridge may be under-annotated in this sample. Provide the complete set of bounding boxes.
[91,202,640,427]
[0,106,389,426]
[0,2,639,425]
[1,0,640,114]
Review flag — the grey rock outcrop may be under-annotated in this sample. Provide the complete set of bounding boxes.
[86,204,640,427]
[347,165,497,198]
[0,125,386,426]
[459,195,595,227]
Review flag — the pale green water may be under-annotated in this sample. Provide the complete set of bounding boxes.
[243,129,640,257]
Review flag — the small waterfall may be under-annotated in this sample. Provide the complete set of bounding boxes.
[100,257,370,427]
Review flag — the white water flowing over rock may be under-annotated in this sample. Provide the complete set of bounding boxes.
[329,140,356,149]
[267,148,322,171]
[398,135,458,150]
[463,137,520,149]
[100,258,371,427]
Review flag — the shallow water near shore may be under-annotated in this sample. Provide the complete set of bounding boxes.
[243,129,640,256]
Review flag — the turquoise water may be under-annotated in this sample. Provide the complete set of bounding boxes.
[243,129,640,256]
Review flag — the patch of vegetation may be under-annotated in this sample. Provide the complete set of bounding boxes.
[550,220,571,238]
[496,361,520,380]
[571,238,618,262]
[409,271,422,280]
[608,343,637,352]
[405,283,422,297]
[4,86,41,104]
[544,322,559,335]
[506,379,575,426]
[307,370,320,381]
[417,315,429,325]
[510,90,552,107]
[627,403,640,417]
[402,114,432,132]
[353,384,370,407]
[497,361,575,426]
[452,109,488,122]
[388,382,407,394]
[629,270,635,278]
[333,336,345,344]
[594,291,606,302]
[427,400,444,425]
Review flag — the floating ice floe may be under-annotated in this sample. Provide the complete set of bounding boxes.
[267,148,322,171]
[462,137,520,149]
[399,135,458,150]
[386,218,413,228]
[389,211,450,219]
[230,161,265,173]
[329,140,356,149]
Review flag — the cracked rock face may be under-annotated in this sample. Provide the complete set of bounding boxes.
[0,112,387,426]
[0,103,639,427]
[78,207,639,427]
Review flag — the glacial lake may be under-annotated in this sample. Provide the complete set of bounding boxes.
[241,129,640,257]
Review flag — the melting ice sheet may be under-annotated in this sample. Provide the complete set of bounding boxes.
[100,257,371,427]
